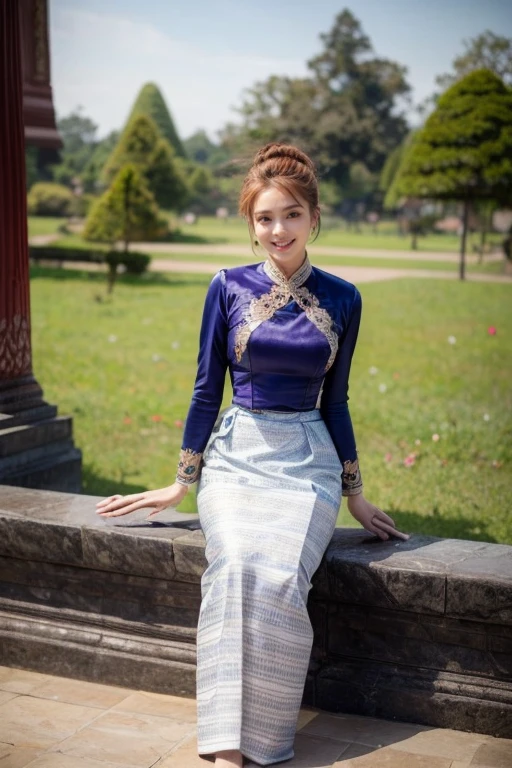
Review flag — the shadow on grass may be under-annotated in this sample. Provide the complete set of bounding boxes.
[29,265,211,289]
[81,464,148,498]
[384,508,499,544]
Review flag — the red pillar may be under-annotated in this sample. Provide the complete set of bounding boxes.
[0,0,35,387]
[0,0,81,491]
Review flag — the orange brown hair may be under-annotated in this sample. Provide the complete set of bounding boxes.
[238,143,321,243]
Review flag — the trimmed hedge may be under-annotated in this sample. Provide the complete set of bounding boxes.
[29,246,151,274]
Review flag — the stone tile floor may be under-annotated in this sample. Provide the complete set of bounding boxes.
[0,666,510,768]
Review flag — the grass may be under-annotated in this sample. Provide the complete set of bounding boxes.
[28,217,67,237]
[145,252,504,276]
[28,214,504,254]
[30,266,512,543]
[40,235,507,276]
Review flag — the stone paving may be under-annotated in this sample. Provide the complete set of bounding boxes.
[1,666,510,768]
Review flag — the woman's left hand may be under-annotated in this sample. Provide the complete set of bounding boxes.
[346,494,409,541]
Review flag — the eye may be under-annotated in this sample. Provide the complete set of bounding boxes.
[257,216,270,223]
[288,211,300,218]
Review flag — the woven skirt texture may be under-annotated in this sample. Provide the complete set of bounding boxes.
[196,405,342,765]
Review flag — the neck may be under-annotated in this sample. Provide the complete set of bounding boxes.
[267,251,307,280]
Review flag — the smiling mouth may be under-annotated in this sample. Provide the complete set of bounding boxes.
[272,239,295,249]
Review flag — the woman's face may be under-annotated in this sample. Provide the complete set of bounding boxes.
[252,185,317,276]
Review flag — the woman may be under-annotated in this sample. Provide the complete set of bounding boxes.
[96,143,409,768]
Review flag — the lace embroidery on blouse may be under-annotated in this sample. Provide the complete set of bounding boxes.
[176,447,202,485]
[234,256,338,371]
[342,457,363,496]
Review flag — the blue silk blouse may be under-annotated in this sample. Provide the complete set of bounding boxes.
[177,256,363,496]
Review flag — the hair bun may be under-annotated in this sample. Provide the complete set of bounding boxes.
[253,143,316,174]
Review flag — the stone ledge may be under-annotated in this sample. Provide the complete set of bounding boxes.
[0,484,511,738]
[1,486,511,620]
[0,484,201,581]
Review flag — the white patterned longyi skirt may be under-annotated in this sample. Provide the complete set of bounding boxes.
[196,405,342,766]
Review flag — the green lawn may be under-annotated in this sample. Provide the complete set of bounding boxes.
[30,266,511,543]
[167,215,503,253]
[146,251,504,276]
[28,216,67,237]
[42,236,506,276]
[28,214,504,254]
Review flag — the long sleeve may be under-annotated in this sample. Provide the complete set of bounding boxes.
[176,270,228,485]
[320,288,363,496]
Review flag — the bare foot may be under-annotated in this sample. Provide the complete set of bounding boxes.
[215,749,243,768]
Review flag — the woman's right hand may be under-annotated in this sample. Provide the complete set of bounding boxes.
[95,482,189,519]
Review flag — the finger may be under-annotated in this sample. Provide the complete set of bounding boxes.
[99,498,154,518]
[373,519,410,540]
[146,506,167,517]
[365,521,389,541]
[95,495,123,508]
[96,493,144,514]
[371,509,397,528]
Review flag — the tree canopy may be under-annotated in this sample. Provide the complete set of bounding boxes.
[394,69,512,277]
[101,114,188,211]
[221,9,411,200]
[84,164,164,248]
[436,30,512,92]
[125,82,185,157]
[395,70,512,203]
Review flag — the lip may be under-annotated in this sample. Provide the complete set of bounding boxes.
[272,239,295,251]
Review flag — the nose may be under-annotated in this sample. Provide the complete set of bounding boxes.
[272,219,287,237]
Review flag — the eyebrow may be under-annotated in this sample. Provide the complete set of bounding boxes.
[254,203,304,215]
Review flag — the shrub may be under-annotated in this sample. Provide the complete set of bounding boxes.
[29,246,105,263]
[27,182,74,216]
[105,250,150,274]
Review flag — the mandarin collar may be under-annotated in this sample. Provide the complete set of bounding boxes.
[263,254,312,288]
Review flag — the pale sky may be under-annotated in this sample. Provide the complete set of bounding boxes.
[49,0,512,142]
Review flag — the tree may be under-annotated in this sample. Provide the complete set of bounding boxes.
[27,182,74,216]
[145,139,189,211]
[82,130,120,192]
[436,31,512,91]
[125,82,185,157]
[84,165,164,251]
[102,114,161,184]
[58,107,98,155]
[183,130,231,166]
[101,115,188,211]
[394,69,512,279]
[50,107,99,186]
[419,31,512,118]
[221,9,411,201]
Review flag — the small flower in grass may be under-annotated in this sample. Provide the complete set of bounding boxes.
[483,413,490,422]
[432,433,440,442]
[174,419,184,428]
[151,414,162,422]
[403,453,416,467]
[152,353,162,362]
[369,366,378,376]
[384,452,392,463]
[393,372,400,380]
[488,326,497,336]
[447,335,456,345]
[415,439,421,446]
[492,459,503,469]
[108,334,117,343]
[123,416,132,425]
[142,317,153,325]
[171,341,180,350]
[378,383,387,393]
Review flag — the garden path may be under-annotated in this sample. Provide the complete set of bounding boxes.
[150,258,512,284]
